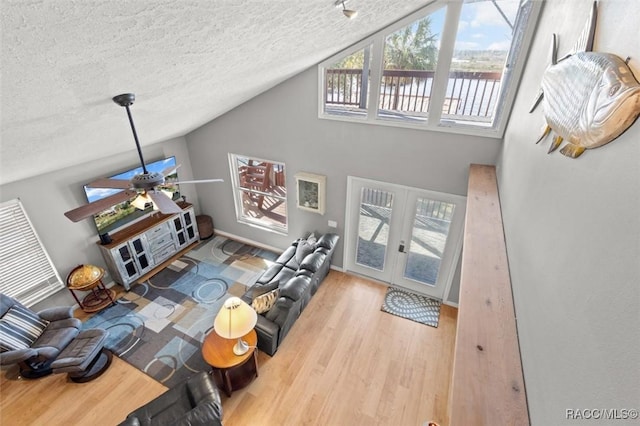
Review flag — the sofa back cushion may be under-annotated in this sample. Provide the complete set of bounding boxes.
[297,252,327,278]
[274,245,296,265]
[316,233,339,254]
[278,276,311,302]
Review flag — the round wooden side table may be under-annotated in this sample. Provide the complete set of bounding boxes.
[66,265,116,313]
[201,329,258,397]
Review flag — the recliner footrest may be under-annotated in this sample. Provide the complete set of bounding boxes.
[51,328,109,381]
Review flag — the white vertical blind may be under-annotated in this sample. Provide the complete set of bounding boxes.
[0,199,64,306]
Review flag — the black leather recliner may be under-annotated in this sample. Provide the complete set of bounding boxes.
[0,293,82,378]
[119,372,223,426]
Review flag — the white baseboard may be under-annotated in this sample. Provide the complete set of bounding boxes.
[213,230,284,254]
[214,231,349,272]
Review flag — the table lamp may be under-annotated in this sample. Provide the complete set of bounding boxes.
[214,297,258,356]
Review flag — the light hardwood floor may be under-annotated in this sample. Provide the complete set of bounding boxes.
[0,270,457,426]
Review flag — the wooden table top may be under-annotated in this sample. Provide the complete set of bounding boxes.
[201,329,257,369]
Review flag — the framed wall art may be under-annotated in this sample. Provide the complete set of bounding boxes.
[294,172,326,215]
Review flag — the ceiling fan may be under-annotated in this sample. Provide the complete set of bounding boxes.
[64,93,223,223]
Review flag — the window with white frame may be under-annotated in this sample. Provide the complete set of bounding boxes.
[228,154,287,234]
[0,199,64,306]
[319,0,542,137]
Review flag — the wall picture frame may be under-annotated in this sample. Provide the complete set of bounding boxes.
[294,172,326,215]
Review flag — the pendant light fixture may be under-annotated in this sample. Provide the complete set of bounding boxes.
[335,0,357,19]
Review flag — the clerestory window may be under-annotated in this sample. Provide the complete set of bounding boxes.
[319,0,542,137]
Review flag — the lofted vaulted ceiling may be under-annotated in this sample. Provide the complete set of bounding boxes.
[1,0,434,186]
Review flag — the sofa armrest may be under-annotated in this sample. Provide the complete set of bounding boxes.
[274,245,296,265]
[118,416,140,426]
[0,348,37,365]
[187,372,222,407]
[256,263,283,285]
[118,418,140,426]
[264,296,300,348]
[176,401,223,426]
[44,317,82,331]
[121,374,222,426]
[38,306,75,321]
[254,315,279,355]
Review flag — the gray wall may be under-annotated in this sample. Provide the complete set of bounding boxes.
[186,66,501,303]
[0,137,199,310]
[497,0,640,424]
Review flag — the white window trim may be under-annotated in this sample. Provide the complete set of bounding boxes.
[318,0,542,139]
[228,153,288,235]
[0,199,64,307]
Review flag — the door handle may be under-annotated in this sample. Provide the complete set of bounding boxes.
[398,241,405,253]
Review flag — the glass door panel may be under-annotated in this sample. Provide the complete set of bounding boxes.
[138,254,149,270]
[118,245,131,262]
[346,176,465,301]
[403,197,455,286]
[355,187,394,271]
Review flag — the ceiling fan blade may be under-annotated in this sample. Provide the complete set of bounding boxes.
[162,164,181,178]
[147,190,183,214]
[87,178,132,189]
[64,189,137,222]
[168,179,224,184]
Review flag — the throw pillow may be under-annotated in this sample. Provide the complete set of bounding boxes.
[251,289,279,314]
[307,233,317,246]
[295,239,315,264]
[0,305,49,352]
[251,279,279,299]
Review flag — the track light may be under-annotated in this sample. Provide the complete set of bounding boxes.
[335,0,357,19]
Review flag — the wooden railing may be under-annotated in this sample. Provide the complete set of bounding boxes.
[325,69,502,120]
[360,187,453,221]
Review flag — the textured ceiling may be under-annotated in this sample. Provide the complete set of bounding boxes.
[1,0,432,185]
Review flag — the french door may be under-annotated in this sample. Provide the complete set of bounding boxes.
[344,177,465,300]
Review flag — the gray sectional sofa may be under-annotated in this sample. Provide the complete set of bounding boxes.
[242,233,339,355]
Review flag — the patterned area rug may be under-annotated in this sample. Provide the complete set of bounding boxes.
[82,236,277,388]
[381,287,441,328]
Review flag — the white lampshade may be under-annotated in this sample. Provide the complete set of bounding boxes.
[214,297,258,355]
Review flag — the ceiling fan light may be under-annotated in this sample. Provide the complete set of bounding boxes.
[131,193,151,210]
[335,0,357,19]
[343,9,357,19]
